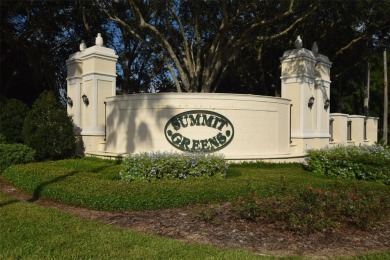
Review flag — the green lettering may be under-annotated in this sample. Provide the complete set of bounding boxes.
[188,114,201,126]
[208,136,220,148]
[212,117,221,128]
[217,132,226,144]
[217,119,228,130]
[202,114,214,127]
[179,115,188,128]
[179,136,191,150]
[201,139,210,150]
[171,133,182,145]
[191,139,200,151]
[170,118,181,131]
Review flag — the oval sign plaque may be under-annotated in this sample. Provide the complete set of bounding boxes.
[164,110,234,153]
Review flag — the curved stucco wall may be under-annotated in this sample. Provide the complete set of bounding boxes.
[104,93,291,160]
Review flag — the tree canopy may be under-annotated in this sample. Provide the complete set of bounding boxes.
[1,0,389,124]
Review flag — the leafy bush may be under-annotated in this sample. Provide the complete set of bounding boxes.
[0,98,29,143]
[23,91,76,161]
[0,133,6,144]
[231,182,390,233]
[305,145,390,184]
[0,143,35,173]
[232,191,259,221]
[120,151,228,182]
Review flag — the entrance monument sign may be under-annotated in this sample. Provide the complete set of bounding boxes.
[66,34,378,162]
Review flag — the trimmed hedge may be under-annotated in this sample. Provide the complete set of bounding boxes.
[3,158,319,211]
[0,143,35,173]
[305,145,390,184]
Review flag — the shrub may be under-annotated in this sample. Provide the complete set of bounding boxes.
[0,143,35,173]
[232,191,259,221]
[0,98,29,143]
[120,151,228,182]
[232,183,390,233]
[305,145,390,184]
[0,133,6,144]
[23,91,76,161]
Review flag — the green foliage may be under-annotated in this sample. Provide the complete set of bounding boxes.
[0,133,6,144]
[0,143,35,173]
[0,193,259,259]
[120,152,228,182]
[23,91,76,161]
[1,158,316,211]
[231,181,390,233]
[305,145,390,184]
[195,203,220,224]
[232,191,260,221]
[0,98,29,143]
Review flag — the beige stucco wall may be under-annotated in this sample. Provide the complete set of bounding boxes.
[365,117,379,144]
[329,114,379,147]
[66,40,118,152]
[349,115,366,146]
[280,47,332,154]
[81,46,117,76]
[329,113,349,145]
[104,93,291,160]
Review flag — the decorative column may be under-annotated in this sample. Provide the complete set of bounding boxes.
[66,44,84,127]
[280,36,332,153]
[314,45,332,148]
[66,33,118,152]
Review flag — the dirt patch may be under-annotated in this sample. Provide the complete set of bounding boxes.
[1,179,389,259]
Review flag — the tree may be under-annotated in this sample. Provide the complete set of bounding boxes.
[0,0,108,104]
[101,0,317,93]
[289,0,390,113]
[0,98,29,144]
[23,91,76,161]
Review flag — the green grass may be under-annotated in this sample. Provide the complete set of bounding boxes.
[1,158,389,259]
[0,192,268,259]
[2,157,389,211]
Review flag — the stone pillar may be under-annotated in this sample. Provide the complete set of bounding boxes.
[365,117,379,144]
[314,52,332,148]
[349,115,366,146]
[66,51,83,127]
[66,34,118,152]
[281,36,333,153]
[329,113,349,145]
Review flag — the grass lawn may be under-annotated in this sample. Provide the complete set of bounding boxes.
[0,192,269,259]
[4,158,388,211]
[1,157,389,259]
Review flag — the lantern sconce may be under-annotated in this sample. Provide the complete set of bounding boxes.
[82,94,89,106]
[67,96,73,107]
[324,99,330,110]
[308,96,315,108]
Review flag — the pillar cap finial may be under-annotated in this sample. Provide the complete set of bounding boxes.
[294,36,303,49]
[95,33,103,46]
[312,42,319,55]
[79,40,86,52]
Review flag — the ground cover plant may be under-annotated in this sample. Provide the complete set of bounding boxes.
[232,180,389,232]
[0,143,35,173]
[305,144,390,184]
[120,151,227,182]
